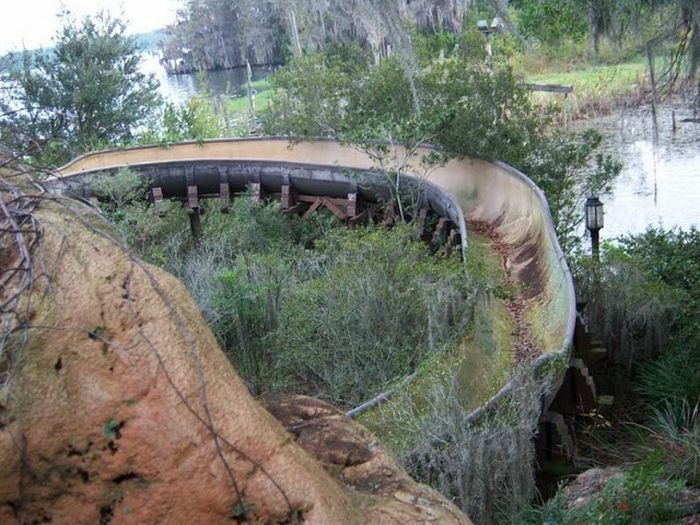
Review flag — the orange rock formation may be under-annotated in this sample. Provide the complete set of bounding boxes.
[0,190,470,524]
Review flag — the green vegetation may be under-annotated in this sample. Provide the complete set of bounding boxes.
[262,46,621,251]
[90,170,478,407]
[522,228,700,523]
[1,3,698,523]
[0,12,160,164]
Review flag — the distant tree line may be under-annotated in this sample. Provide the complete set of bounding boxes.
[162,0,699,98]
[159,0,473,73]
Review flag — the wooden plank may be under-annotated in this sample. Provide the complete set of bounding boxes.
[302,199,322,219]
[283,203,305,215]
[321,197,349,220]
[297,195,348,206]
[519,83,573,94]
[348,209,367,226]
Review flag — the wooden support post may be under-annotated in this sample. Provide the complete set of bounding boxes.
[188,210,203,245]
[548,359,598,416]
[151,186,166,218]
[537,412,575,462]
[186,184,202,243]
[347,192,358,218]
[381,199,396,226]
[448,229,460,247]
[249,182,262,206]
[417,208,429,240]
[187,185,199,210]
[219,182,231,213]
[151,186,164,204]
[281,185,297,210]
[446,229,460,255]
[432,217,449,245]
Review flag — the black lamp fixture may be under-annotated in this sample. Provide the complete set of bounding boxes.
[585,196,604,260]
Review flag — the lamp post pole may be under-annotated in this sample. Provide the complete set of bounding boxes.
[590,227,600,261]
[477,18,503,74]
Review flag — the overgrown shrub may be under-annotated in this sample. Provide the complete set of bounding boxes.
[89,169,190,259]
[387,371,545,524]
[91,170,478,407]
[517,454,689,524]
[263,225,475,406]
[575,228,699,383]
[262,47,621,252]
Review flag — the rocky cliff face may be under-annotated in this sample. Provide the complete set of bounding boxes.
[0,180,470,524]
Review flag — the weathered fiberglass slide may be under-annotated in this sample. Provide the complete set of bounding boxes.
[56,138,576,418]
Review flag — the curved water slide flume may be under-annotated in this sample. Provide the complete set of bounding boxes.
[56,138,576,418]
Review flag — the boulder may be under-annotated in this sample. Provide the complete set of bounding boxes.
[0,187,470,524]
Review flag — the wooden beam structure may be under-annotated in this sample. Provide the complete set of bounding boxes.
[187,184,199,210]
[249,182,263,206]
[219,182,231,213]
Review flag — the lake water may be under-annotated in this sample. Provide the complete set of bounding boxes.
[140,52,274,105]
[580,103,699,239]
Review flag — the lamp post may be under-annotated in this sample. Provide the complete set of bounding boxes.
[585,196,604,261]
[477,17,503,73]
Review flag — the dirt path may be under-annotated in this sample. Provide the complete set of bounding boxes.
[468,220,540,364]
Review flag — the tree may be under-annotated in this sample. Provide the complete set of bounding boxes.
[0,11,161,164]
[263,48,621,250]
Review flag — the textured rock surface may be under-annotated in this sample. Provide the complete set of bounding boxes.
[0,194,471,524]
[562,467,624,510]
[262,394,469,523]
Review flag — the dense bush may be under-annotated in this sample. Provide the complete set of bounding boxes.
[577,227,700,405]
[262,47,621,252]
[538,228,700,522]
[263,226,475,405]
[91,171,478,407]
[513,0,588,46]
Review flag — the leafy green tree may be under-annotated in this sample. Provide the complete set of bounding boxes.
[263,48,621,250]
[1,11,161,163]
[513,0,588,45]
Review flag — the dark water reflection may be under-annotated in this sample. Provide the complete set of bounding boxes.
[141,53,273,105]
[588,103,699,239]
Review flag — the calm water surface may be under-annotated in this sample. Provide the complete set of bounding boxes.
[140,52,273,105]
[589,103,699,239]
